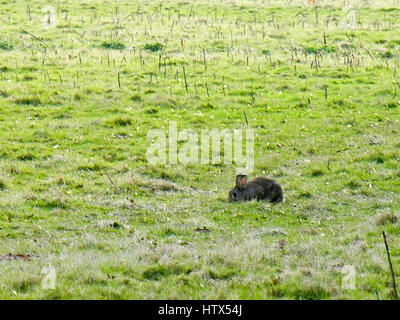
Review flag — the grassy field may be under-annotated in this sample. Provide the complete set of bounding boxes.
[0,0,400,299]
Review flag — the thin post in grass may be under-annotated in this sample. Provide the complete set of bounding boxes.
[202,49,207,70]
[118,72,121,88]
[27,3,31,21]
[249,90,255,106]
[20,28,46,46]
[182,63,188,93]
[243,110,249,126]
[383,231,398,300]
[189,5,193,19]
[105,171,116,189]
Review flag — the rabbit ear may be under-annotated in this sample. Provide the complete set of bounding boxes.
[236,174,247,188]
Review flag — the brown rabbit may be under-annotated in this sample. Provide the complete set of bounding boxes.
[228,174,283,203]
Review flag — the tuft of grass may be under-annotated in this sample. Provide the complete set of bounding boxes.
[104,118,134,128]
[381,50,394,59]
[0,41,13,50]
[104,117,133,127]
[74,92,83,100]
[208,267,239,280]
[346,180,361,189]
[145,108,158,114]
[375,212,398,225]
[16,153,36,161]
[130,94,142,101]
[142,265,192,280]
[311,169,324,177]
[35,197,68,210]
[77,163,103,172]
[386,102,398,108]
[144,42,163,52]
[0,178,6,190]
[0,89,9,97]
[100,42,126,50]
[13,97,41,105]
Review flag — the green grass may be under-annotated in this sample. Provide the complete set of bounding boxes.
[0,0,400,299]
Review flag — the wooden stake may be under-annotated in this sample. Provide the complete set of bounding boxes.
[182,64,188,92]
[383,232,398,300]
[243,110,249,126]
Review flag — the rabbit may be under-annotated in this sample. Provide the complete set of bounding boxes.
[228,174,283,203]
